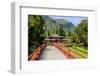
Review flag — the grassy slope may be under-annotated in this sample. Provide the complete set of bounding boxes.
[69,47,88,58]
[72,46,88,54]
[63,45,88,58]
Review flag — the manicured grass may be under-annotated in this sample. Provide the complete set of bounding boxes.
[69,47,88,58]
[72,46,88,54]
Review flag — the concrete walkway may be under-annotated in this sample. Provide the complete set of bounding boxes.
[39,46,67,60]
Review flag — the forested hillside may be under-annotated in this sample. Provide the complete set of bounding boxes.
[43,16,75,38]
[28,15,88,57]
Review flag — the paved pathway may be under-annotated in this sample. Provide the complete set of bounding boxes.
[39,46,67,60]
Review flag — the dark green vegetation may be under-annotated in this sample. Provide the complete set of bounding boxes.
[70,19,88,47]
[28,15,88,56]
[28,15,45,55]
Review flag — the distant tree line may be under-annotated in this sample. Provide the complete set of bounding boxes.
[43,16,75,38]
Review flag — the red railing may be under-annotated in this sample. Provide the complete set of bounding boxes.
[52,43,75,59]
[28,44,46,61]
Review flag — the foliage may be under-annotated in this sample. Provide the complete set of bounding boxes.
[28,15,88,55]
[28,15,45,54]
[59,24,66,37]
[71,19,88,47]
[43,16,75,37]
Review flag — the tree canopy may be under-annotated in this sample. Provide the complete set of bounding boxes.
[28,15,46,54]
[71,19,88,47]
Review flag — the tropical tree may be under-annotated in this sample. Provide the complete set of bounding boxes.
[28,15,45,54]
[59,24,66,37]
[71,19,88,47]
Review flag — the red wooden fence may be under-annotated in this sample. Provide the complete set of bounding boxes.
[52,43,75,59]
[28,44,46,61]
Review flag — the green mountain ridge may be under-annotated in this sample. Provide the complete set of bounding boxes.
[43,16,75,37]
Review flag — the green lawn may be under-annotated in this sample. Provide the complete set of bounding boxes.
[69,47,88,58]
[72,46,88,54]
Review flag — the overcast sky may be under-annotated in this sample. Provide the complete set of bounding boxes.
[49,16,87,26]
